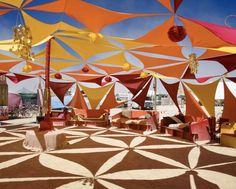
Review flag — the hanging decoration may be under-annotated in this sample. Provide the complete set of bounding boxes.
[88,32,104,42]
[140,71,148,78]
[168,25,186,42]
[9,24,34,60]
[54,73,62,79]
[82,65,90,73]
[122,62,131,71]
[101,76,112,86]
[22,64,32,73]
[188,53,199,74]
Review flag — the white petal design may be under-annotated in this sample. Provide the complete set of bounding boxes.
[61,130,88,137]
[134,149,188,169]
[194,140,210,145]
[0,152,33,155]
[56,180,94,189]
[39,153,93,177]
[0,139,22,146]
[0,137,20,141]
[129,137,146,148]
[136,144,195,150]
[91,136,128,148]
[197,161,236,169]
[203,145,236,157]
[68,137,87,145]
[149,136,193,145]
[197,169,236,189]
[99,169,186,180]
[5,131,25,138]
[92,130,107,136]
[97,179,125,189]
[188,147,200,169]
[0,154,39,170]
[0,128,6,133]
[0,176,80,183]
[96,150,129,176]
[189,174,197,189]
[111,129,140,136]
[98,134,137,137]
[50,148,122,154]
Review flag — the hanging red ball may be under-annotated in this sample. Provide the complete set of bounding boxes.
[168,25,186,42]
[82,65,90,73]
[105,76,112,82]
[54,73,62,79]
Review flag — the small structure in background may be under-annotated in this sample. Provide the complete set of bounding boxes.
[0,75,8,120]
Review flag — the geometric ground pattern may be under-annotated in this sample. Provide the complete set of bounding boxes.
[0,124,236,189]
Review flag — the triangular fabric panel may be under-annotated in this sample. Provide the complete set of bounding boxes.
[222,81,236,121]
[111,37,147,50]
[112,73,140,82]
[13,73,36,82]
[64,73,104,83]
[120,76,151,96]
[131,52,181,68]
[0,71,7,76]
[6,75,20,84]
[0,9,11,16]
[100,84,122,109]
[227,77,236,84]
[202,54,236,72]
[0,0,23,7]
[183,84,208,120]
[80,83,113,109]
[196,76,219,83]
[187,17,236,45]
[27,0,159,33]
[132,77,152,109]
[158,0,173,13]
[179,16,231,48]
[67,84,88,109]
[185,80,219,116]
[94,52,132,67]
[34,39,79,61]
[49,81,75,104]
[181,66,196,79]
[57,36,119,60]
[198,48,232,59]
[149,63,188,78]
[174,0,183,13]
[0,61,21,72]
[0,53,18,61]
[37,60,80,71]
[133,45,185,59]
[137,16,177,46]
[92,64,124,75]
[160,79,181,112]
[81,76,104,86]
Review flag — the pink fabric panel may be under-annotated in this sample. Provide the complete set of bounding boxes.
[8,93,22,109]
[189,18,236,45]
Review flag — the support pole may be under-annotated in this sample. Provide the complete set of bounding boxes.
[40,37,53,130]
[153,77,157,111]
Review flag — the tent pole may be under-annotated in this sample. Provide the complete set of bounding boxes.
[153,77,157,111]
[40,37,53,130]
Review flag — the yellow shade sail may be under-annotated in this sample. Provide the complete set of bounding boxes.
[0,53,18,61]
[93,52,136,67]
[21,11,84,45]
[0,0,23,8]
[79,83,113,109]
[36,60,80,71]
[110,37,148,50]
[34,39,79,61]
[56,36,119,60]
[184,80,220,117]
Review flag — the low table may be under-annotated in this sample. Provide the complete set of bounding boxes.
[23,129,67,152]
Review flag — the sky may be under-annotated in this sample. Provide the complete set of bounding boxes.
[1,0,236,102]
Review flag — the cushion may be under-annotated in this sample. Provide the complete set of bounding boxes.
[162,116,183,126]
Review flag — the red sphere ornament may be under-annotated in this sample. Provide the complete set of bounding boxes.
[168,25,186,42]
[54,73,62,79]
[105,76,112,82]
[82,65,89,73]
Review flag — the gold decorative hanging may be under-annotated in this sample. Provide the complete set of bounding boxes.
[9,24,34,60]
[188,53,199,74]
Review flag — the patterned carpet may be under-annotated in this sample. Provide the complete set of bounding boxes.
[0,124,236,189]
